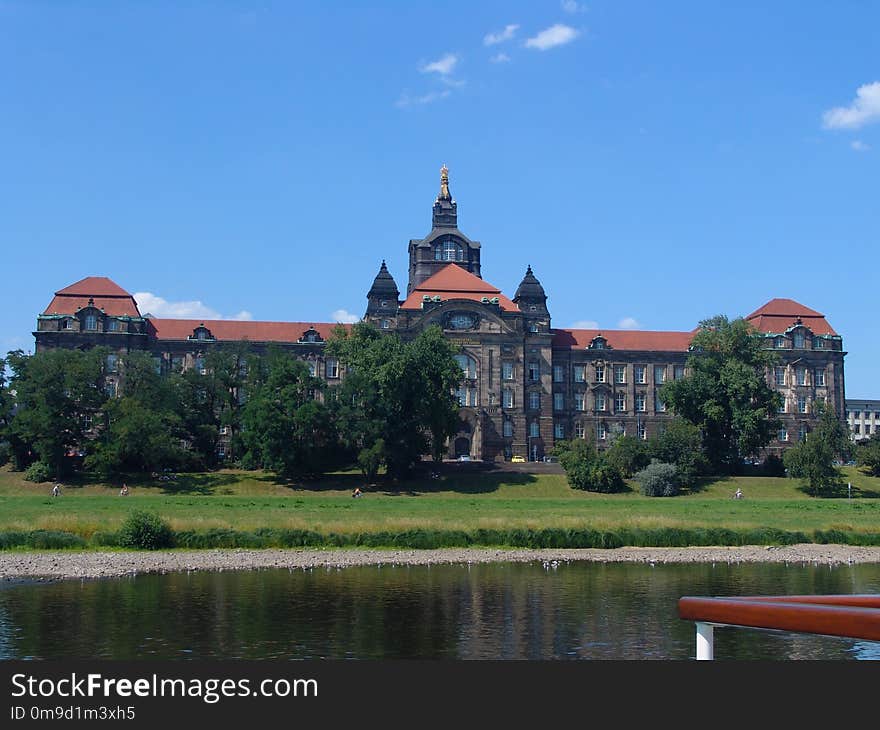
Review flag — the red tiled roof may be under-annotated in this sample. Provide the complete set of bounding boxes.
[401,264,518,311]
[56,276,132,297]
[147,319,350,343]
[745,298,837,336]
[43,277,142,317]
[552,328,694,351]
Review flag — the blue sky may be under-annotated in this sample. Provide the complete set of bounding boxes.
[1,1,877,395]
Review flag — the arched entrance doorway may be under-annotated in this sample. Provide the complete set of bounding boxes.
[454,437,470,458]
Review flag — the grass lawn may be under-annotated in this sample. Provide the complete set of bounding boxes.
[1,464,879,541]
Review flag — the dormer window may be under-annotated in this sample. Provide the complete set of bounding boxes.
[589,336,608,350]
[793,332,805,349]
[434,238,464,262]
[298,327,324,343]
[814,337,826,349]
[84,314,97,331]
[107,319,119,332]
[62,318,73,330]
[190,325,214,341]
[529,322,539,333]
[774,337,785,348]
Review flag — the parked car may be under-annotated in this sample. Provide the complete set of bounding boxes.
[511,455,526,463]
[458,454,471,462]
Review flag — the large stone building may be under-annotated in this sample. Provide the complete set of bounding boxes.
[34,167,847,462]
[845,399,880,442]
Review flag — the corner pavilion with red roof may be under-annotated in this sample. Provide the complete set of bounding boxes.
[35,168,846,462]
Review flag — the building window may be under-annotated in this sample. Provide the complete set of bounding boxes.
[85,314,97,331]
[529,321,539,333]
[553,365,564,383]
[814,369,826,387]
[104,380,117,397]
[502,389,514,408]
[814,338,826,349]
[798,425,808,442]
[635,365,646,384]
[503,419,513,438]
[455,387,479,407]
[674,365,685,381]
[796,368,807,386]
[597,422,606,441]
[380,319,390,329]
[62,318,73,330]
[615,392,626,412]
[171,356,184,372]
[595,393,606,412]
[528,362,540,381]
[797,396,808,414]
[152,357,163,375]
[854,424,861,434]
[793,333,805,349]
[779,399,787,414]
[553,393,564,411]
[573,365,585,383]
[638,422,647,440]
[529,391,540,410]
[575,393,585,411]
[614,365,626,384]
[502,362,514,380]
[778,428,788,442]
[529,421,540,438]
[435,239,463,261]
[107,319,119,332]
[326,359,339,379]
[105,354,118,373]
[654,365,666,384]
[307,361,317,376]
[655,392,666,412]
[554,423,565,439]
[636,393,646,412]
[774,337,785,348]
[774,367,786,386]
[574,422,585,439]
[194,357,206,373]
[454,354,477,379]
[595,365,605,383]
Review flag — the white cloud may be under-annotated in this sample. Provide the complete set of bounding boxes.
[618,317,641,329]
[395,89,452,108]
[420,53,458,75]
[822,81,880,130]
[490,53,511,64]
[851,140,871,152]
[134,292,253,321]
[331,309,361,324]
[561,0,586,13]
[484,24,519,46]
[525,24,579,50]
[571,319,599,329]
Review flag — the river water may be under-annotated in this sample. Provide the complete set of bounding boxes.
[1,561,879,660]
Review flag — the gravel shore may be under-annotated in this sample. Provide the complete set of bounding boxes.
[2,544,880,580]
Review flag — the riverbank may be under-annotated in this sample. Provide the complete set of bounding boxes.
[3,544,880,580]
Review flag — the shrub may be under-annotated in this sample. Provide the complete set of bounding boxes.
[762,453,786,477]
[635,460,680,497]
[0,441,10,467]
[117,510,173,550]
[556,438,627,493]
[24,461,53,483]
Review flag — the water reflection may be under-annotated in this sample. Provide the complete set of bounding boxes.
[0,562,878,660]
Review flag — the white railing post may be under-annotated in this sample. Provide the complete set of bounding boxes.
[696,622,714,660]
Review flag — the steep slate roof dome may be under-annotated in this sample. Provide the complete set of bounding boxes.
[43,276,143,317]
[400,263,517,311]
[745,298,838,336]
[367,260,400,298]
[513,265,547,303]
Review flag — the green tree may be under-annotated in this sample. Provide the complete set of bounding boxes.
[239,348,337,477]
[555,438,626,493]
[648,417,708,486]
[660,315,782,474]
[327,323,461,479]
[783,401,849,496]
[0,354,15,466]
[604,434,651,478]
[856,434,880,476]
[7,348,108,477]
[86,352,188,476]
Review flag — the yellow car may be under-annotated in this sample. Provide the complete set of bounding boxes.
[511,455,526,463]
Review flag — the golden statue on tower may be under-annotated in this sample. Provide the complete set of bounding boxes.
[440,164,450,199]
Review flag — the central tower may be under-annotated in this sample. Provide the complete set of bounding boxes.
[406,165,482,295]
